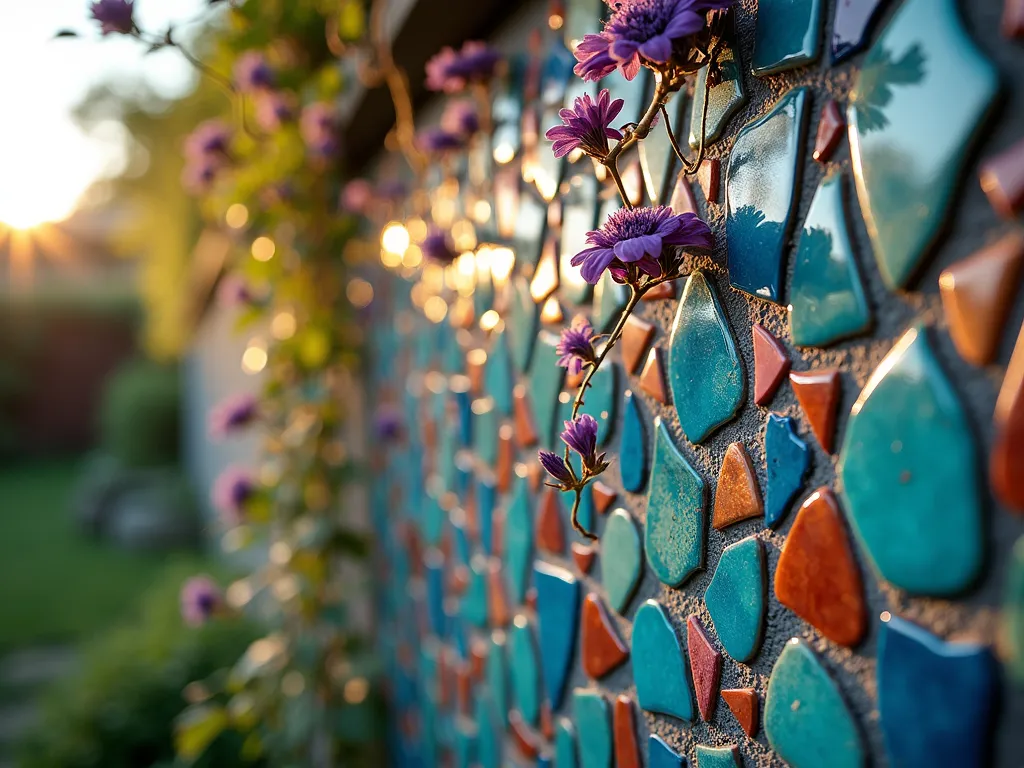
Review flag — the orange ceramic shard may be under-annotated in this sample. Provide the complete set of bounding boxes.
[591,481,618,514]
[487,562,511,627]
[992,320,1024,513]
[669,171,698,215]
[581,593,629,678]
[1004,0,1024,38]
[467,349,486,395]
[686,615,722,722]
[509,709,540,759]
[613,695,641,768]
[639,347,669,404]
[456,664,472,715]
[540,701,555,740]
[536,487,566,554]
[713,442,764,530]
[812,99,844,163]
[470,638,487,680]
[697,158,720,203]
[774,487,867,646]
[752,324,790,406]
[572,542,597,573]
[939,231,1024,366]
[721,688,759,737]
[513,384,539,447]
[789,369,840,452]
[642,281,677,301]
[621,315,656,374]
[496,425,515,493]
[980,137,1024,218]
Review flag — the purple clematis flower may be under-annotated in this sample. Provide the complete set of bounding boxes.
[556,315,597,375]
[212,466,255,525]
[571,205,713,284]
[545,89,624,160]
[560,414,608,475]
[539,450,575,487]
[574,0,735,82]
[185,120,231,161]
[254,91,293,132]
[209,392,259,438]
[441,100,480,137]
[90,0,134,35]
[180,575,222,626]
[421,227,457,265]
[426,41,502,92]
[234,51,274,93]
[416,127,465,154]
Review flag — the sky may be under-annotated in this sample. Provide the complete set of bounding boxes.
[0,0,208,229]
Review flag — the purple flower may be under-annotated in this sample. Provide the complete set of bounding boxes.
[539,450,575,487]
[421,227,456,265]
[180,575,222,627]
[254,91,293,131]
[209,392,259,438]
[181,159,221,195]
[574,0,735,82]
[416,127,465,154]
[425,41,502,92]
[571,205,713,284]
[545,89,623,160]
[560,414,607,475]
[90,0,134,35]
[341,179,374,214]
[234,51,274,93]
[373,404,403,442]
[441,100,480,137]
[212,466,255,525]
[300,102,338,157]
[217,274,254,307]
[556,315,597,375]
[185,120,231,161]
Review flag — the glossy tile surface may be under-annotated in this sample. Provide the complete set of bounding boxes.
[752,0,823,74]
[486,332,514,416]
[620,390,649,493]
[697,158,719,203]
[727,88,809,303]
[689,46,747,149]
[488,561,511,627]
[573,689,612,768]
[563,362,618,447]
[790,369,840,453]
[556,717,578,768]
[572,542,596,573]
[505,478,533,605]
[813,99,844,162]
[527,332,566,448]
[645,418,707,587]
[722,688,759,736]
[687,615,722,721]
[648,735,684,768]
[992,320,1024,512]
[591,481,617,514]
[764,413,810,528]
[631,600,694,721]
[560,173,600,305]
[839,327,982,594]
[668,271,744,442]
[509,276,539,373]
[509,616,541,724]
[593,270,629,333]
[980,135,1024,218]
[752,324,790,406]
[705,536,766,662]
[621,315,655,375]
[486,633,508,725]
[581,592,629,678]
[639,347,670,404]
[537,487,566,554]
[712,443,764,530]
[613,695,641,768]
[832,0,890,61]
[476,692,502,768]
[764,639,864,768]
[696,744,740,768]
[601,508,643,614]
[789,174,872,347]
[640,97,685,205]
[848,0,998,289]
[534,562,581,709]
[462,555,489,628]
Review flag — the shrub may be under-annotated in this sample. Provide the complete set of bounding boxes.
[99,360,181,469]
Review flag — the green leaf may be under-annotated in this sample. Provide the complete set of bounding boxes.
[174,704,229,761]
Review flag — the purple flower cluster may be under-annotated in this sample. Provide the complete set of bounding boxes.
[538,449,575,487]
[556,315,597,375]
[255,91,294,132]
[416,127,465,154]
[425,41,502,93]
[538,414,609,488]
[441,100,480,138]
[300,101,339,158]
[90,0,134,36]
[182,120,232,194]
[209,392,259,439]
[571,205,713,284]
[546,89,624,160]
[421,227,457,265]
[180,575,222,627]
[234,51,274,93]
[212,465,255,525]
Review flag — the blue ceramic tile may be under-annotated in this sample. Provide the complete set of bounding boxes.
[455,389,473,447]
[601,508,642,614]
[689,46,747,149]
[474,399,500,466]
[486,332,514,416]
[477,479,496,556]
[631,599,694,721]
[695,745,741,768]
[831,0,890,62]
[454,722,476,768]
[560,173,599,304]
[475,691,503,768]
[422,495,446,546]
[648,735,685,768]
[789,174,872,347]
[572,689,612,768]
[505,478,533,605]
[877,614,995,768]
[593,269,629,333]
[462,556,489,628]
[561,362,618,447]
[726,87,810,303]
[439,427,458,498]
[704,536,766,663]
[620,390,648,493]
[848,0,998,289]
[764,639,864,768]
[838,326,982,594]
[538,756,553,768]
[668,271,744,443]
[752,0,824,74]
[450,611,469,660]
[1009,537,1024,685]
[556,717,578,768]
[509,276,540,373]
[528,332,567,448]
[486,633,509,726]
[425,556,446,638]
[509,615,541,725]
[534,561,581,709]
[640,96,685,204]
[764,413,810,528]
[645,418,706,587]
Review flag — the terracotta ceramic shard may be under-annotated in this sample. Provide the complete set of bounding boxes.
[621,315,657,374]
[643,282,677,301]
[939,231,1024,366]
[456,664,472,715]
[669,171,698,215]
[572,542,597,573]
[591,481,618,514]
[713,442,764,530]
[980,137,1024,218]
[639,347,669,404]
[536,487,566,554]
[789,369,840,452]
[487,561,511,627]
[686,615,722,721]
[513,384,539,447]
[722,688,759,736]
[581,592,629,678]
[992,321,1024,513]
[509,709,540,759]
[774,488,867,646]
[497,425,515,493]
[1005,0,1024,37]
[613,695,641,768]
[698,158,720,203]
[752,324,790,406]
[812,99,844,163]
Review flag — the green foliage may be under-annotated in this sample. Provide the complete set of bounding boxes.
[99,359,181,469]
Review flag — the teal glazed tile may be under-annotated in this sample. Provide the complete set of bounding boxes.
[475,691,503,768]
[439,427,458,497]
[640,95,685,205]
[509,276,540,373]
[560,173,599,305]
[632,600,694,721]
[838,326,982,594]
[477,479,496,556]
[572,689,612,768]
[695,744,741,768]
[509,616,541,725]
[752,0,824,75]
[877,614,995,768]
[688,46,748,149]
[648,735,684,768]
[848,0,998,289]
[620,390,648,493]
[462,556,489,628]
[704,536,766,663]
[600,508,642,614]
[454,722,475,768]
[561,362,618,447]
[505,477,534,605]
[528,332,567,448]
[455,390,472,447]
[486,332,514,416]
[486,633,509,726]
[474,400,499,466]
[593,270,629,333]
[556,718,579,768]
[474,268,496,319]
[1009,537,1024,684]
[645,418,706,586]
[422,494,446,546]
[425,557,446,638]
[726,87,810,303]
[764,413,810,528]
[668,271,744,443]
[764,639,865,768]
[789,174,871,347]
[534,561,581,709]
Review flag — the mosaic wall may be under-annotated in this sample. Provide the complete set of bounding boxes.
[370,0,1024,765]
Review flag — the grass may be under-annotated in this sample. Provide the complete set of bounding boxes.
[0,459,211,651]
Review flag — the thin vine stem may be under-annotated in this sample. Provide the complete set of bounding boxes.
[607,163,633,209]
[661,66,712,175]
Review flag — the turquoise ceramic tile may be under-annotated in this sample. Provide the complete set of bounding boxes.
[593,270,629,333]
[848,0,998,289]
[509,276,540,373]
[486,633,509,726]
[620,390,648,493]
[505,477,533,605]
[425,557,446,638]
[764,413,810,528]
[668,271,744,443]
[474,269,495,322]
[726,87,810,303]
[475,691,503,768]
[560,173,599,305]
[877,615,995,768]
[1009,537,1024,684]
[648,735,684,768]
[601,508,642,614]
[439,424,459,496]
[789,174,872,347]
[704,536,766,663]
[474,401,499,467]
[689,46,748,149]
[645,418,706,586]
[631,600,694,721]
[454,722,476,768]
[556,717,579,768]
[528,332,567,448]
[462,556,489,628]
[696,745,741,768]
[838,326,982,594]
[534,562,581,709]
[486,332,514,416]
[477,479,496,556]
[422,494,446,546]
[764,639,864,768]
[560,362,618,447]
[752,0,824,75]
[509,616,541,725]
[640,95,685,205]
[572,689,612,768]
[455,389,473,446]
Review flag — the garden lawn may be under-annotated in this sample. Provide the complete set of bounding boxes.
[0,459,210,651]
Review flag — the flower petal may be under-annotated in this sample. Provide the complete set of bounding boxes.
[579,248,617,284]
[639,34,672,63]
